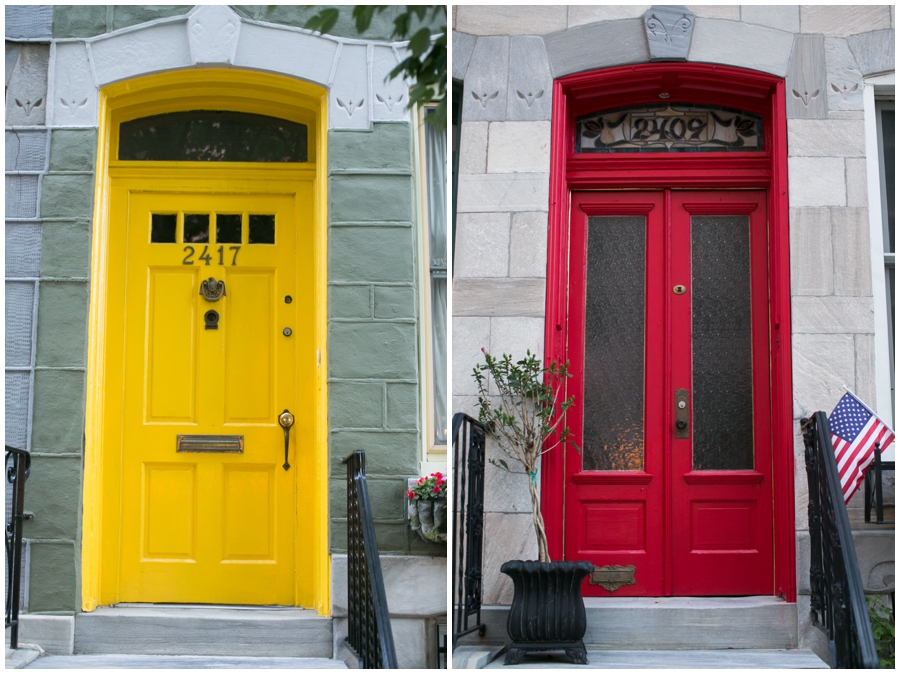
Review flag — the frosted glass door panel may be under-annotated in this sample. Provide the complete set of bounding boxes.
[691,215,754,470]
[582,216,646,471]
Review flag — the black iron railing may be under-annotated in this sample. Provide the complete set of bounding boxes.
[343,450,397,669]
[5,445,31,650]
[801,413,879,669]
[864,442,894,525]
[452,413,487,647]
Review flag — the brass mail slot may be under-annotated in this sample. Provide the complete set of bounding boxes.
[176,435,244,453]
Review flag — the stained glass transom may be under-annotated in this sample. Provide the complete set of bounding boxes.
[119,110,308,162]
[576,103,763,153]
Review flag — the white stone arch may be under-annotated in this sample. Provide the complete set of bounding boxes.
[49,5,413,131]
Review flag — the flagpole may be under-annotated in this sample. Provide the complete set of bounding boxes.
[842,384,895,433]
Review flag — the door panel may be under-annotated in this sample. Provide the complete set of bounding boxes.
[224,271,274,422]
[566,192,665,597]
[669,191,773,595]
[566,190,773,597]
[115,190,306,605]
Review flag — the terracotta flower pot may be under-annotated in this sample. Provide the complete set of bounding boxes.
[500,559,594,665]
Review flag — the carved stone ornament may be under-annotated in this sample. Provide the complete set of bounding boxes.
[589,564,637,592]
[188,5,241,66]
[643,5,694,61]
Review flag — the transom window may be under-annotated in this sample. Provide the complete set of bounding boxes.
[119,110,308,162]
[576,103,764,153]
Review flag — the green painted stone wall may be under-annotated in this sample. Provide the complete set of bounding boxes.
[23,128,97,613]
[52,5,445,40]
[328,122,438,557]
[52,5,189,37]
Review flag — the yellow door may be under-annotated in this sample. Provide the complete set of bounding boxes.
[111,185,314,605]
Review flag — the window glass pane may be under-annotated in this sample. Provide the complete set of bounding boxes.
[183,214,209,243]
[577,103,763,153]
[151,213,177,243]
[582,216,645,471]
[692,215,754,470]
[119,110,308,162]
[881,108,894,253]
[216,214,242,244]
[451,81,462,271]
[877,102,895,414]
[249,214,275,244]
[425,108,447,446]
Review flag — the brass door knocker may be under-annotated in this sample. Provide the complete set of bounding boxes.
[199,277,226,302]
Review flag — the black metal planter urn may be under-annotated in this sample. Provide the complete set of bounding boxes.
[500,559,594,665]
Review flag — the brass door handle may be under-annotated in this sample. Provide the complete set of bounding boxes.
[278,409,294,470]
[675,388,689,439]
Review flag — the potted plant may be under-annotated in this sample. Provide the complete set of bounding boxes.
[407,472,447,543]
[473,350,593,665]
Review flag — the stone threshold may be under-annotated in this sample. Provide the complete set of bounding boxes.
[23,654,347,669]
[482,649,828,669]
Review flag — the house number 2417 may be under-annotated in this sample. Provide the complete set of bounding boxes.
[183,245,240,265]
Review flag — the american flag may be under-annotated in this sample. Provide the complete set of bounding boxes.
[828,392,894,504]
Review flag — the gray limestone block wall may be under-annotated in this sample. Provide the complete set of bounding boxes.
[328,121,438,557]
[783,13,894,649]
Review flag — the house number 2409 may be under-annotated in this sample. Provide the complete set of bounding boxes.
[183,245,240,265]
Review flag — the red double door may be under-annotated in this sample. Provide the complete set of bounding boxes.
[564,190,774,596]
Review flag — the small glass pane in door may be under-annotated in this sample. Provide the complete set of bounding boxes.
[183,214,209,243]
[691,215,754,470]
[583,216,645,471]
[216,214,242,243]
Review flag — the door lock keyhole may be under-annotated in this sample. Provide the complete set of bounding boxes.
[204,310,219,330]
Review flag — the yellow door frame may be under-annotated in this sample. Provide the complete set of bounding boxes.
[82,69,330,615]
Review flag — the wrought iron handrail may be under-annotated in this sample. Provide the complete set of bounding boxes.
[801,413,879,669]
[864,442,894,525]
[452,412,487,647]
[342,450,397,669]
[6,445,31,650]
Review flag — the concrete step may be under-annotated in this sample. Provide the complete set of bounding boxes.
[25,654,347,669]
[464,597,799,652]
[6,646,43,670]
[583,596,798,650]
[73,606,333,658]
[453,644,506,669]
[483,649,829,669]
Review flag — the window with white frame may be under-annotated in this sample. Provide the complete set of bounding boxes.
[875,98,894,410]
[864,73,894,458]
[419,105,448,462]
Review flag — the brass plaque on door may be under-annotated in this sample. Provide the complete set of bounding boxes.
[176,435,244,453]
[589,564,636,592]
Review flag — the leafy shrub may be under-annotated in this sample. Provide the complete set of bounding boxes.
[867,595,895,669]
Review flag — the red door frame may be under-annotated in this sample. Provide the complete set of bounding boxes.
[542,63,795,601]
